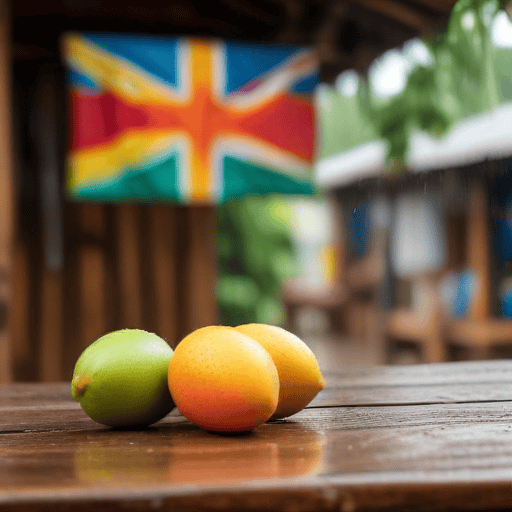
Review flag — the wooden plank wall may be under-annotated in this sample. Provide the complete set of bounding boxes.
[11,201,218,382]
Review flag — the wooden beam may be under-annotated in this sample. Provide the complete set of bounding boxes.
[218,0,277,23]
[0,0,13,382]
[350,0,434,33]
[409,0,454,14]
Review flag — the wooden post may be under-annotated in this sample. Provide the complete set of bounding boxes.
[420,274,446,363]
[33,69,65,382]
[10,239,30,380]
[467,178,491,321]
[0,0,13,382]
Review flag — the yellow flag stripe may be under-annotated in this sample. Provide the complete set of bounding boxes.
[64,33,189,106]
[189,40,214,201]
[68,130,186,189]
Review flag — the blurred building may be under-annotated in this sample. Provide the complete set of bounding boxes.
[312,4,512,364]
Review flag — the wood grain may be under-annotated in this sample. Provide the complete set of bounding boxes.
[4,361,512,511]
[78,205,108,355]
[312,381,512,407]
[314,360,512,406]
[78,246,108,352]
[39,269,63,381]
[10,239,31,381]
[183,206,218,336]
[10,199,221,380]
[2,359,511,408]
[322,359,512,387]
[7,401,512,477]
[149,205,178,347]
[115,205,143,329]
[0,0,12,383]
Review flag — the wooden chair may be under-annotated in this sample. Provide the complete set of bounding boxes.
[385,273,446,363]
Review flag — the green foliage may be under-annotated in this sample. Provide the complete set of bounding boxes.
[216,196,297,327]
[362,0,502,168]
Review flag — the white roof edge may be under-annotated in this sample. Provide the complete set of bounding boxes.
[315,102,512,189]
[314,139,387,188]
[408,102,512,172]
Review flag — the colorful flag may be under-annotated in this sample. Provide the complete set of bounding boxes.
[64,33,319,204]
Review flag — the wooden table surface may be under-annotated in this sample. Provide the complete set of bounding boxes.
[3,360,512,512]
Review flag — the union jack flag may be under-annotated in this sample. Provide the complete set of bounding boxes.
[64,33,319,203]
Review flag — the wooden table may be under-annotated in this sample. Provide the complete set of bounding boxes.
[3,360,512,512]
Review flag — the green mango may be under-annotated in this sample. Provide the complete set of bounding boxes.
[71,329,175,428]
